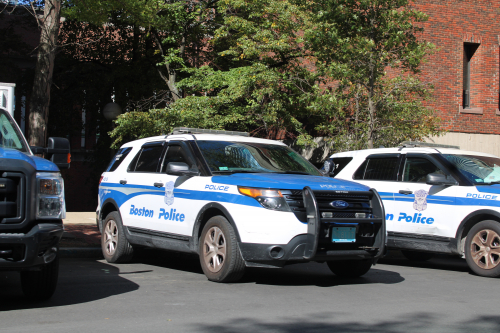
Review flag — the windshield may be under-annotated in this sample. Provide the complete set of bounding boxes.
[197,140,322,176]
[443,154,500,185]
[0,109,28,152]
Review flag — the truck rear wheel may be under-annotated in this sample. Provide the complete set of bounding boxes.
[102,211,134,263]
[21,255,59,300]
[465,220,500,277]
[199,216,245,282]
[327,259,372,278]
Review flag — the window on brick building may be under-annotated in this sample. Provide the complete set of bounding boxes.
[463,43,480,108]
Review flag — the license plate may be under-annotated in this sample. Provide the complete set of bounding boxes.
[331,227,356,243]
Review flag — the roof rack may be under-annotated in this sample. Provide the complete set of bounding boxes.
[399,141,460,149]
[171,127,250,137]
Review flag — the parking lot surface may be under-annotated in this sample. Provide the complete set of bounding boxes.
[1,250,499,333]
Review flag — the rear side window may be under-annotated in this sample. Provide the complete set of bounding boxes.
[131,145,164,172]
[330,157,353,177]
[354,157,399,181]
[106,147,132,172]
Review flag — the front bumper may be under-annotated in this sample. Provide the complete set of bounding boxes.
[239,187,386,268]
[0,221,63,270]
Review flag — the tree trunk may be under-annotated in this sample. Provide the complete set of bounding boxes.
[28,0,61,147]
[367,96,375,149]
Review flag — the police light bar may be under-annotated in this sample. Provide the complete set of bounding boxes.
[399,141,460,149]
[171,127,250,137]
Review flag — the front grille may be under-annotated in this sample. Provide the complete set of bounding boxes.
[0,171,25,224]
[282,189,372,222]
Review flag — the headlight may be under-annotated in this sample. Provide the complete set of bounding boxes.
[36,172,66,219]
[238,187,291,212]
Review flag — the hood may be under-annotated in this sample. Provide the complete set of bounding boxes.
[476,184,500,195]
[211,173,369,191]
[0,148,59,172]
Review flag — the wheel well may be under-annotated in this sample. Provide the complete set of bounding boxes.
[100,202,119,233]
[458,213,500,255]
[192,206,239,253]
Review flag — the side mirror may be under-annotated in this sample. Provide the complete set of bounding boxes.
[426,173,458,186]
[30,137,71,169]
[47,137,70,169]
[320,159,335,176]
[166,162,199,176]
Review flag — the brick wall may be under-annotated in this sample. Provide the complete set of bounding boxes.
[414,0,500,134]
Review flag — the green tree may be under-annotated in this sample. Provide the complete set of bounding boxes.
[305,0,441,149]
[110,0,441,152]
[65,0,221,102]
[110,0,321,148]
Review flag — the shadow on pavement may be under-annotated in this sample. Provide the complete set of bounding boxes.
[132,248,405,287]
[0,258,139,311]
[193,313,500,333]
[379,250,470,274]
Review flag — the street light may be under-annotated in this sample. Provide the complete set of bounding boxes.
[103,102,122,121]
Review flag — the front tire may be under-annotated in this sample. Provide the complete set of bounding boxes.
[465,220,500,277]
[199,216,245,282]
[327,260,372,278]
[401,250,434,262]
[101,211,134,263]
[21,255,59,300]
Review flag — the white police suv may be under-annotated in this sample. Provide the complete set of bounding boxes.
[323,142,500,277]
[97,128,386,282]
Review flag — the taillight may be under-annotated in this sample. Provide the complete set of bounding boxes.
[99,176,103,185]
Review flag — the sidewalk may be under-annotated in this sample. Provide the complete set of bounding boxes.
[60,212,103,258]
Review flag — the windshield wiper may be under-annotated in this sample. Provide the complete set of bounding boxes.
[482,181,500,185]
[212,170,267,174]
[275,171,312,175]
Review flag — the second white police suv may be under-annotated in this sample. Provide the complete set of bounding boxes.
[323,142,500,278]
[97,128,386,282]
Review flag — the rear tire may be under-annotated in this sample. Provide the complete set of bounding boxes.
[327,259,372,278]
[199,216,245,282]
[101,211,134,263]
[21,255,59,301]
[465,220,500,277]
[401,250,434,262]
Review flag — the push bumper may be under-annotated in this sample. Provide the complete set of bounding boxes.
[0,222,63,270]
[240,187,386,268]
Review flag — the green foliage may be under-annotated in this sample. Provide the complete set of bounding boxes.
[64,0,222,100]
[111,0,321,147]
[305,0,441,149]
[109,0,441,152]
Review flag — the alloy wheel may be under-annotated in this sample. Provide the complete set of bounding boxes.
[203,226,226,273]
[104,219,118,256]
[470,229,500,270]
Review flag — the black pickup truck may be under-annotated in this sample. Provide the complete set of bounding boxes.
[0,107,70,300]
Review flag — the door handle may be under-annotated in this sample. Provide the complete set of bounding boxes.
[119,179,127,185]
[154,182,164,188]
[399,190,413,195]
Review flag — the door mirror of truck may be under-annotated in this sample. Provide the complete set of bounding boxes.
[30,137,71,169]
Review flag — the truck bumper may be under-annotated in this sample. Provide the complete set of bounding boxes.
[0,222,63,271]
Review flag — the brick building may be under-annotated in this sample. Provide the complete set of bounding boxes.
[414,0,500,155]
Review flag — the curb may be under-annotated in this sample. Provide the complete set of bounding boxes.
[60,247,103,259]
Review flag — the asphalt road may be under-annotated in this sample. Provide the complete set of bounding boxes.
[1,250,499,333]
